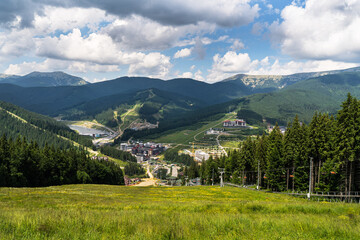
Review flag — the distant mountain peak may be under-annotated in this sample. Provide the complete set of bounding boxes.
[0,71,89,87]
[25,71,70,77]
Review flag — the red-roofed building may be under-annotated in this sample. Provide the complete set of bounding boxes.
[223,119,246,127]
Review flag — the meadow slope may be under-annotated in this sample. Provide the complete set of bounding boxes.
[0,185,359,239]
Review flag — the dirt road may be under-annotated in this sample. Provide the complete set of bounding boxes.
[135,163,157,186]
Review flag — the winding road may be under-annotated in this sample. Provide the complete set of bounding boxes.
[135,163,157,187]
[216,133,228,157]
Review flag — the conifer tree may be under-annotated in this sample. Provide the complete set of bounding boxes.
[255,133,268,188]
[205,156,219,184]
[266,124,285,191]
[336,93,360,193]
[240,137,256,185]
[283,115,304,191]
[293,121,310,191]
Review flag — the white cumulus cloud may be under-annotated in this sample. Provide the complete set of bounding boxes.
[174,48,192,59]
[178,72,193,78]
[249,59,359,75]
[128,52,172,79]
[270,0,360,62]
[4,58,120,75]
[206,51,359,82]
[207,51,254,82]
[230,39,245,51]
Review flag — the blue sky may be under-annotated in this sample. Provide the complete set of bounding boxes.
[0,0,359,83]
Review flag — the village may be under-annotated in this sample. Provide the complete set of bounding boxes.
[122,118,257,186]
[120,118,289,186]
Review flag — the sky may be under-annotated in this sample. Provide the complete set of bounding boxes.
[0,0,359,83]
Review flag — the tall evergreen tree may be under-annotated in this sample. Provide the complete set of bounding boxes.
[266,124,285,191]
[255,133,268,188]
[336,93,360,193]
[283,115,304,191]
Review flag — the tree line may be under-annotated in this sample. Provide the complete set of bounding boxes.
[100,146,137,162]
[0,135,124,187]
[183,94,360,193]
[164,148,195,166]
[124,162,146,177]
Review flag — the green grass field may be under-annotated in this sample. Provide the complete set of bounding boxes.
[221,141,240,149]
[1,185,359,239]
[152,112,236,144]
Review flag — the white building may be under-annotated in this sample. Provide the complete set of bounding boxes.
[136,155,144,163]
[195,150,210,162]
[205,128,223,135]
[120,143,128,151]
[223,119,246,127]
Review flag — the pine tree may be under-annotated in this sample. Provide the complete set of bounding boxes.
[255,133,268,188]
[205,156,218,184]
[320,115,339,191]
[0,134,10,186]
[336,93,360,194]
[283,115,304,191]
[266,124,285,191]
[240,137,256,185]
[293,122,310,191]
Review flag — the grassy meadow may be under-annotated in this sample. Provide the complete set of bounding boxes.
[0,185,359,239]
[152,112,236,144]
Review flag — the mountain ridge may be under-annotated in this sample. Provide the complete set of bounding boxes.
[222,66,360,90]
[0,71,88,87]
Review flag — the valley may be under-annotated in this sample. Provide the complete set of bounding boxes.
[1,1,360,239]
[2,63,360,240]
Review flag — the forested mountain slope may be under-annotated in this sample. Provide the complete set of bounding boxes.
[0,77,251,116]
[0,101,92,148]
[0,135,124,187]
[125,71,360,141]
[238,72,360,124]
[63,88,204,128]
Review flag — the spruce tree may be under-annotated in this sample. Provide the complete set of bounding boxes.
[336,93,360,193]
[255,133,268,188]
[266,124,285,191]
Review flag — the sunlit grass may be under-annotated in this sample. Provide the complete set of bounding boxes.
[153,112,236,144]
[0,185,359,239]
[221,141,240,149]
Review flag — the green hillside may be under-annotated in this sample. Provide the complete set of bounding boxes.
[0,136,124,187]
[240,72,360,124]
[0,185,359,239]
[0,76,253,116]
[0,101,92,148]
[63,88,204,129]
[131,71,360,143]
[2,69,360,143]
[0,67,359,119]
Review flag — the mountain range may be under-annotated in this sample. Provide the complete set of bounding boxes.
[1,67,360,136]
[222,66,360,90]
[2,67,359,116]
[239,71,360,124]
